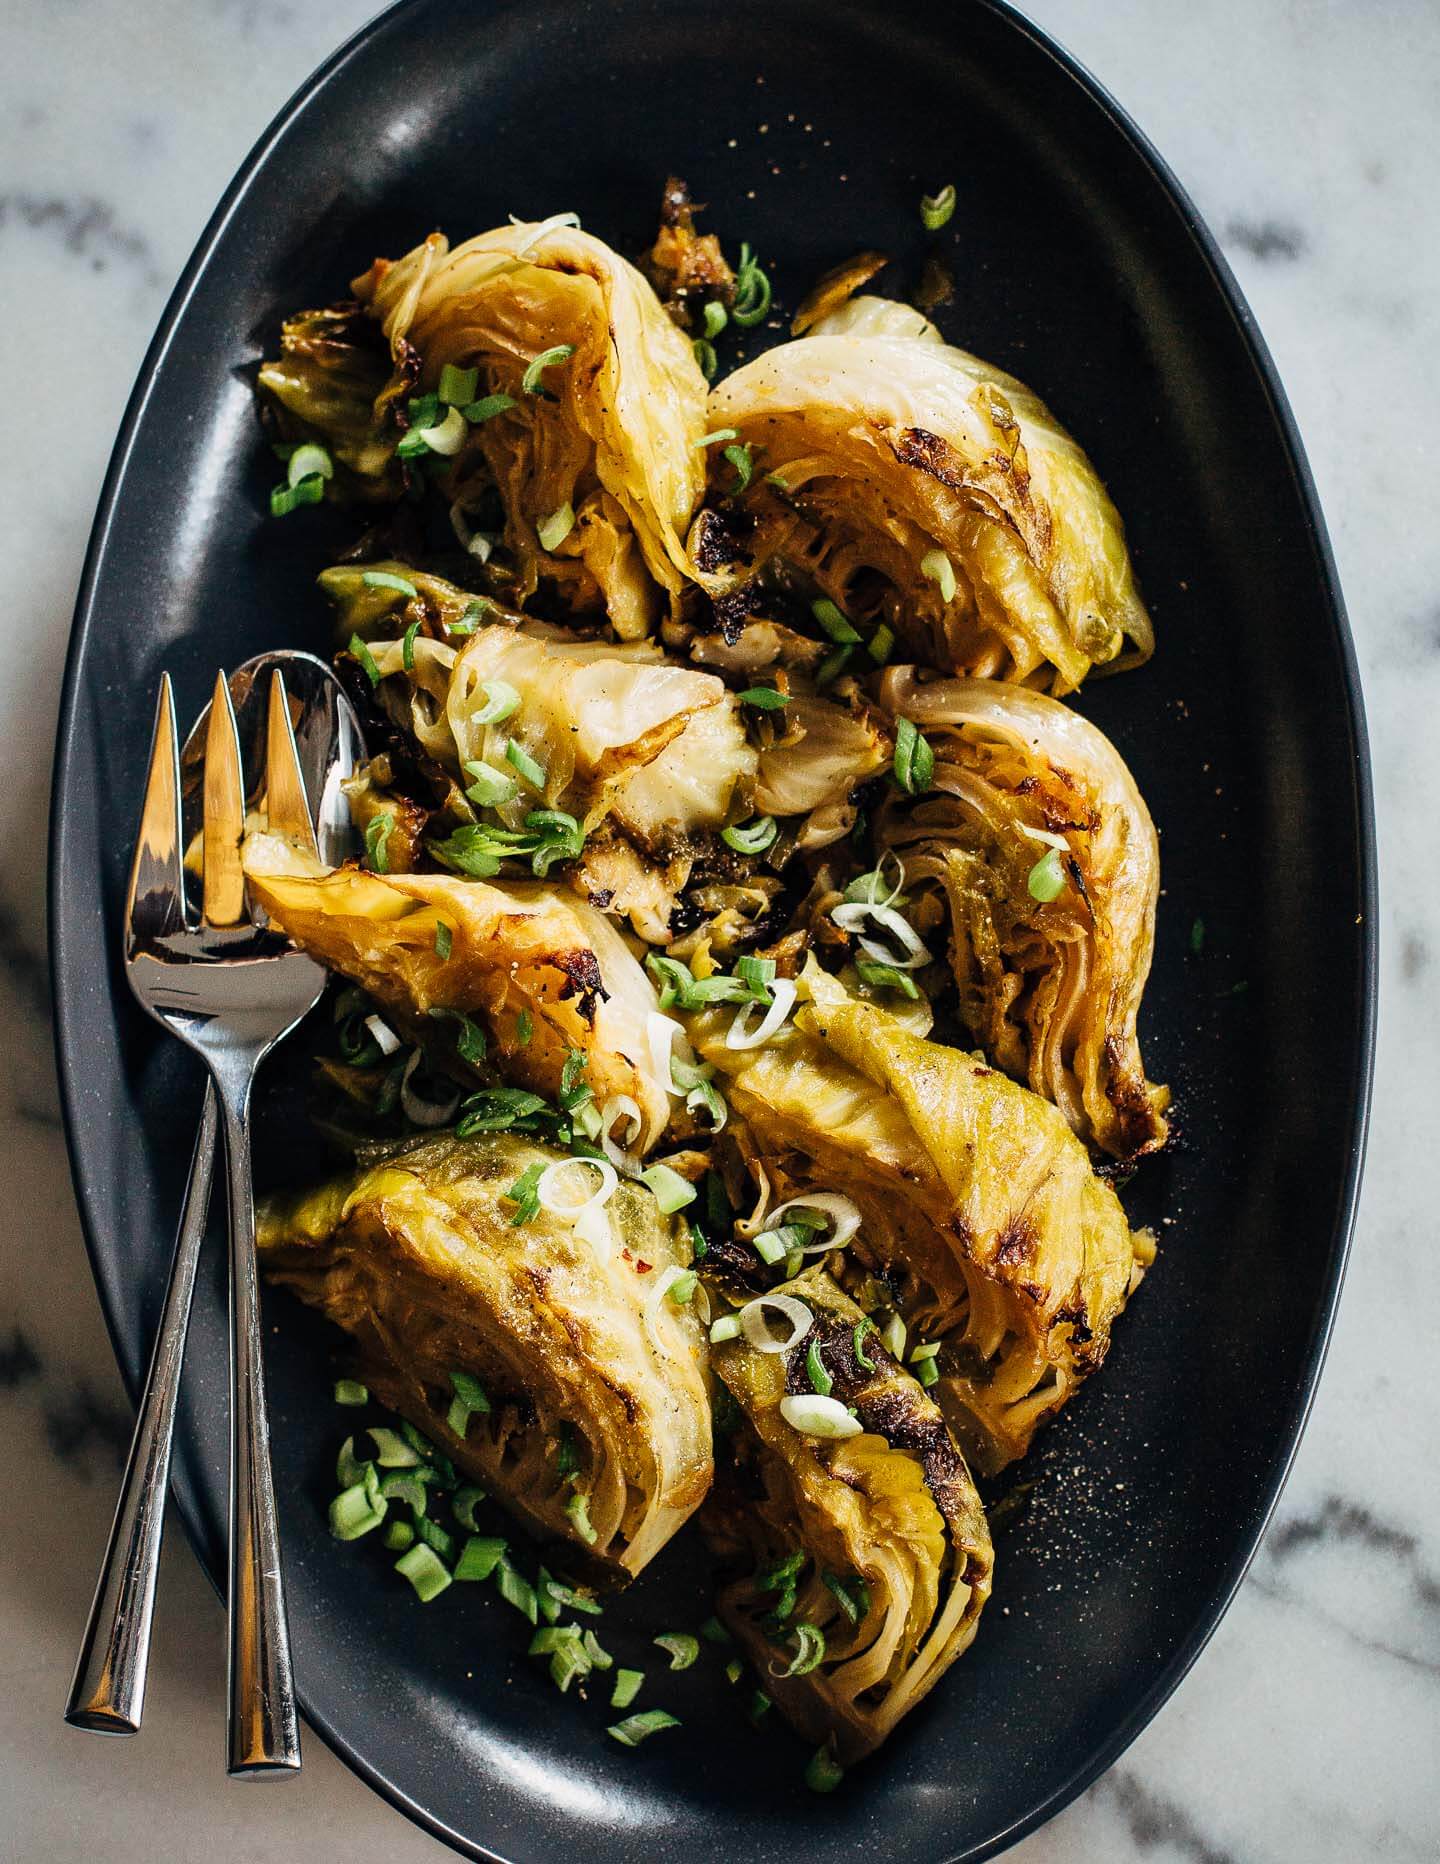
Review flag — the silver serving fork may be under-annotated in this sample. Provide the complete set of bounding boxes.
[68,659,358,1774]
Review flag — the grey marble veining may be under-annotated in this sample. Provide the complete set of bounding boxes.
[1,0,1435,1858]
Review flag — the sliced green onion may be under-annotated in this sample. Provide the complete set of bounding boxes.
[722,442,754,493]
[368,1426,422,1468]
[608,1710,680,1747]
[494,1554,539,1621]
[822,1570,868,1624]
[879,1312,907,1360]
[462,392,517,423]
[654,1633,699,1671]
[565,1490,598,1545]
[362,570,419,599]
[333,1379,368,1406]
[725,1658,743,1685]
[867,622,896,664]
[702,300,728,339]
[855,957,921,999]
[505,1161,546,1225]
[455,1534,507,1582]
[446,599,491,637]
[805,1340,833,1396]
[329,1481,386,1540]
[737,684,789,709]
[439,363,479,406]
[721,815,777,854]
[920,548,957,603]
[335,1436,367,1489]
[696,427,740,449]
[398,618,420,672]
[433,920,453,961]
[692,337,718,380]
[811,597,861,644]
[554,1421,581,1478]
[395,1541,451,1602]
[610,1669,645,1710]
[852,1320,877,1374]
[522,343,576,394]
[471,679,521,726]
[775,1622,826,1677]
[582,1629,613,1670]
[734,955,776,1000]
[915,1354,940,1388]
[455,1087,549,1136]
[815,645,854,686]
[415,1515,456,1561]
[709,1314,742,1344]
[640,1164,697,1214]
[364,811,394,875]
[920,183,956,231]
[765,471,790,491]
[537,501,575,551]
[377,1467,428,1515]
[348,632,382,688]
[287,442,333,486]
[908,1341,941,1365]
[748,1690,772,1726]
[515,1009,534,1046]
[453,1485,486,1532]
[732,242,772,327]
[537,1569,603,1619]
[805,1742,845,1793]
[752,1228,788,1267]
[383,1519,415,1552]
[892,716,936,794]
[462,758,519,807]
[700,1615,731,1644]
[1028,848,1067,902]
[269,474,325,516]
[666,1270,699,1306]
[428,827,501,879]
[428,1005,488,1066]
[505,739,547,791]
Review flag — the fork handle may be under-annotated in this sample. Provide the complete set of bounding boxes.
[212,1062,301,1777]
[65,1082,220,1734]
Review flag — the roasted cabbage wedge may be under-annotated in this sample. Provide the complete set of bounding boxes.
[357,221,710,637]
[690,967,1151,1472]
[704,1267,992,1760]
[703,295,1152,693]
[242,833,674,1149]
[257,1133,711,1577]
[875,668,1168,1160]
[324,565,757,848]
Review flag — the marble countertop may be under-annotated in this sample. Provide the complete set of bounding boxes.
[3,0,1435,1857]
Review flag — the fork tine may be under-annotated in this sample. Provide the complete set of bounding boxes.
[263,670,318,860]
[202,671,247,927]
[125,675,187,953]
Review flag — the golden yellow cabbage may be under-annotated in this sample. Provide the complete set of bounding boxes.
[874,668,1168,1160]
[703,294,1153,693]
[690,967,1151,1472]
[704,1267,991,1760]
[355,220,709,637]
[258,1132,711,1577]
[242,834,674,1149]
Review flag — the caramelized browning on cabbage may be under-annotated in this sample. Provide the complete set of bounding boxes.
[874,669,1169,1160]
[691,967,1151,1472]
[258,1133,711,1577]
[704,1267,991,1760]
[703,295,1153,693]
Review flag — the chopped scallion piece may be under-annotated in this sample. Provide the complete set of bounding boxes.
[696,427,740,449]
[363,811,394,875]
[505,1161,545,1226]
[462,758,520,807]
[920,548,957,603]
[804,1742,845,1793]
[383,1519,415,1552]
[692,337,718,379]
[438,363,480,406]
[855,957,921,999]
[335,1436,367,1489]
[462,393,516,423]
[607,1710,680,1747]
[287,442,333,487]
[737,684,789,710]
[654,1633,699,1671]
[516,1009,534,1046]
[361,569,419,599]
[852,1319,877,1374]
[455,1534,507,1582]
[368,1426,422,1468]
[395,1541,451,1602]
[892,716,936,794]
[702,300,728,339]
[867,621,896,664]
[537,501,575,551]
[776,1621,826,1676]
[414,1515,456,1562]
[565,1490,598,1545]
[329,1481,387,1540]
[666,1270,699,1306]
[428,1005,487,1066]
[434,920,453,960]
[722,442,754,493]
[640,1164,698,1214]
[721,815,777,854]
[709,1313,741,1344]
[494,1554,538,1621]
[700,1615,731,1644]
[725,1658,743,1685]
[920,183,957,231]
[805,1340,832,1397]
[582,1629,613,1670]
[471,679,521,726]
[732,241,772,327]
[522,343,576,394]
[811,597,861,644]
[748,1690,772,1726]
[915,1354,940,1388]
[333,1379,369,1406]
[1027,848,1067,903]
[269,474,325,516]
[505,739,547,790]
[610,1668,645,1710]
[401,618,420,671]
[348,632,382,688]
[446,598,491,637]
[752,1228,788,1267]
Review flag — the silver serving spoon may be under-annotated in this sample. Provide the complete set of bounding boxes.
[65,650,363,1743]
